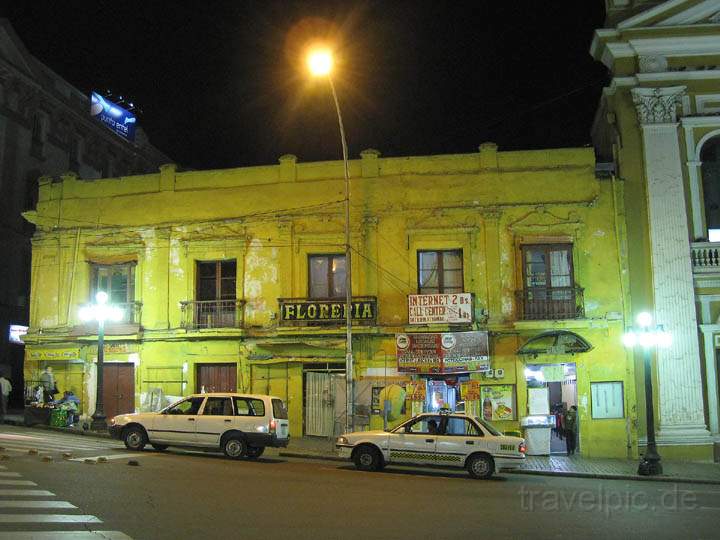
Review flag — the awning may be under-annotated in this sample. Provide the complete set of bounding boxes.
[516,330,592,356]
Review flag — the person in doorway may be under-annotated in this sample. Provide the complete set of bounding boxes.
[564,405,578,455]
[0,374,11,423]
[39,366,56,403]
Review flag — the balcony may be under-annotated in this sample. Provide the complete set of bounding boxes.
[116,302,143,325]
[515,286,585,321]
[180,299,245,329]
[691,242,720,273]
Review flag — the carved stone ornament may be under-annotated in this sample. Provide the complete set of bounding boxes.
[638,55,668,74]
[631,86,687,125]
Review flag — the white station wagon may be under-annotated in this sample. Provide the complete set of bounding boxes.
[109,393,290,459]
[336,412,525,479]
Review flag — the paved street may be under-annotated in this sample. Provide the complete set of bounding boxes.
[0,426,719,539]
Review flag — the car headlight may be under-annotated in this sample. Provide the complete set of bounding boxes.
[110,417,116,426]
[337,436,349,445]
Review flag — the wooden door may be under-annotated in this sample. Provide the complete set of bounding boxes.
[102,364,135,420]
[196,363,237,393]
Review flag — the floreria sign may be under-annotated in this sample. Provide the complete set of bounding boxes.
[279,298,377,325]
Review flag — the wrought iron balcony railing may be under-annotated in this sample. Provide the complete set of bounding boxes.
[515,286,584,321]
[180,299,245,329]
[116,301,143,325]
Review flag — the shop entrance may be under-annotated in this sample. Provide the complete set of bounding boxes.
[303,365,345,437]
[421,375,470,413]
[196,363,237,393]
[102,363,135,420]
[524,363,577,455]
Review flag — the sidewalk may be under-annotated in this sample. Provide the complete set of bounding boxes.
[4,415,719,485]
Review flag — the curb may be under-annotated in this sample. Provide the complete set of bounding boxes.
[504,468,720,485]
[5,418,111,439]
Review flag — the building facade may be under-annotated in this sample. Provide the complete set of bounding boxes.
[592,0,720,460]
[0,19,170,397]
[23,145,638,459]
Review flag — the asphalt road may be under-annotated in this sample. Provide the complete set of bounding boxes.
[1,426,719,540]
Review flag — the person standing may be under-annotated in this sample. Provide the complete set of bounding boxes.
[0,374,11,424]
[564,405,578,455]
[39,366,56,403]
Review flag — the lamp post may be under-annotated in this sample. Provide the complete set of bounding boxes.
[79,291,124,431]
[307,48,354,432]
[622,312,671,476]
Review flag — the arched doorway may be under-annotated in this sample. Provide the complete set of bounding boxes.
[701,136,720,240]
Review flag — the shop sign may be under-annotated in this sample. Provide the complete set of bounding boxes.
[27,348,80,361]
[396,331,490,374]
[408,293,473,324]
[480,384,515,421]
[460,380,480,401]
[279,298,376,325]
[405,381,427,401]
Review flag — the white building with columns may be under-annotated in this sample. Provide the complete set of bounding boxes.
[592,0,720,461]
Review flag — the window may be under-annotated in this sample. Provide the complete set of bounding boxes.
[202,397,233,416]
[445,417,482,436]
[418,250,463,294]
[197,260,236,301]
[400,415,442,434]
[234,397,265,417]
[591,382,624,419]
[91,263,135,321]
[30,114,44,158]
[519,244,580,320]
[272,399,288,419]
[308,254,346,299]
[702,136,720,238]
[166,397,204,415]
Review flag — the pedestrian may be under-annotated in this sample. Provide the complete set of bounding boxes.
[0,373,11,424]
[39,366,56,403]
[564,405,578,455]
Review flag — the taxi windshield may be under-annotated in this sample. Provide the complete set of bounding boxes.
[475,417,502,436]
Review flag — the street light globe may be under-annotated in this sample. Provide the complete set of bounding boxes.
[636,312,653,328]
[78,306,93,322]
[622,331,637,348]
[95,291,109,305]
[307,48,333,76]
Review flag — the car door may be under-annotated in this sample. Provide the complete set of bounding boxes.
[434,416,483,468]
[149,396,205,445]
[195,396,235,447]
[388,415,441,465]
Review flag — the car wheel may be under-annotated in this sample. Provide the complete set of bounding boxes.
[151,444,168,451]
[466,454,494,479]
[353,445,382,471]
[245,446,264,459]
[123,426,147,451]
[223,436,247,460]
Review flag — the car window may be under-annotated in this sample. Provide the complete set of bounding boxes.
[445,417,482,436]
[203,397,233,416]
[272,399,288,419]
[234,398,266,416]
[475,417,502,436]
[404,416,442,434]
[167,397,204,415]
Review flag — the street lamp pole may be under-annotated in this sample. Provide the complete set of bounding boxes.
[622,312,670,476]
[80,291,123,431]
[308,48,354,432]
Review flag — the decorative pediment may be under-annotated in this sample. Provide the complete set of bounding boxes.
[508,206,585,234]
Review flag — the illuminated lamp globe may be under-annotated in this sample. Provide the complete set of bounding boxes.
[622,331,637,348]
[95,291,109,305]
[636,312,653,328]
[307,49,333,76]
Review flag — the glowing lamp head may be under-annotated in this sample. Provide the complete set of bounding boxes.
[622,331,637,348]
[636,312,653,328]
[95,291,109,305]
[307,48,333,76]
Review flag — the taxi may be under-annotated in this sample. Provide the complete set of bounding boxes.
[336,412,525,479]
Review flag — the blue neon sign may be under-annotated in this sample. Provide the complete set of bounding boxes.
[90,91,137,141]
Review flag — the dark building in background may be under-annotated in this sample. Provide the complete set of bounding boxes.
[0,19,171,405]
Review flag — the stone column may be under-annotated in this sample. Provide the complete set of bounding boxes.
[631,86,711,445]
[699,325,720,436]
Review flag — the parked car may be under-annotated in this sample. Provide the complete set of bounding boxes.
[108,393,289,459]
[336,412,525,479]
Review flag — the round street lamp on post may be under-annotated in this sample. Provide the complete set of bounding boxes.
[307,47,354,433]
[79,291,124,431]
[622,312,671,476]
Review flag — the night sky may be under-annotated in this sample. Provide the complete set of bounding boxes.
[3,1,608,171]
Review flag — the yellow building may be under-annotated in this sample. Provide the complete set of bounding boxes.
[22,143,640,459]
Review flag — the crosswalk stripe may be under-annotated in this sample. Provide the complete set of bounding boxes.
[0,438,122,449]
[0,490,54,496]
[0,514,102,523]
[0,481,36,486]
[0,443,123,454]
[69,453,144,463]
[0,473,22,477]
[0,532,132,539]
[0,500,76,508]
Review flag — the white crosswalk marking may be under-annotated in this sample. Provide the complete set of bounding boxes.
[0,514,102,523]
[0,481,36,486]
[69,453,144,463]
[0,473,21,477]
[0,490,53,496]
[0,533,132,539]
[0,501,76,508]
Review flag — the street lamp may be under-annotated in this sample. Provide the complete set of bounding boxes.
[79,291,124,430]
[307,46,355,432]
[622,312,671,476]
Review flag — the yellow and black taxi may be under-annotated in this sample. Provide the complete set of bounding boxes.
[336,412,525,479]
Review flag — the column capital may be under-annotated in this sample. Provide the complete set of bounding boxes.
[631,86,686,125]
